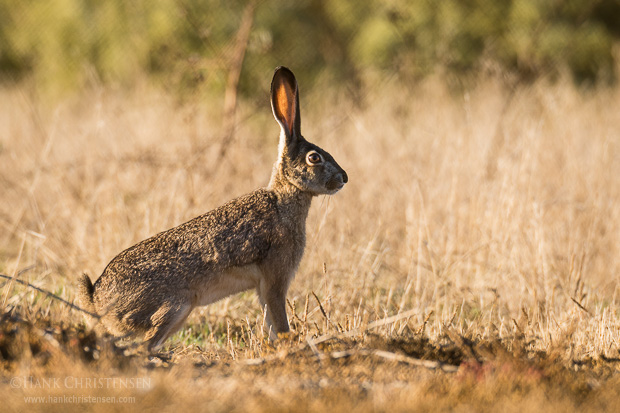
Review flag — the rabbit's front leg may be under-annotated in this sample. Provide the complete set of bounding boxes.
[257,277,290,339]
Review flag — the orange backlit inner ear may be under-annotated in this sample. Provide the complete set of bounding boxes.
[276,83,296,134]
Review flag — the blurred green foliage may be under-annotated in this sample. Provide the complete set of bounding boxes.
[1,0,619,96]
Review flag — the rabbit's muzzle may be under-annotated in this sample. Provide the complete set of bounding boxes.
[326,171,348,192]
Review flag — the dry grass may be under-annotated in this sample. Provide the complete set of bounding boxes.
[0,74,619,411]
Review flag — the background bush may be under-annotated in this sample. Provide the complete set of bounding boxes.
[1,0,619,97]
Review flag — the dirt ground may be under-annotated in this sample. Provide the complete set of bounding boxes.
[1,309,619,413]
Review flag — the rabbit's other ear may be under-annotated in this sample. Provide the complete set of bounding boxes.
[271,67,301,142]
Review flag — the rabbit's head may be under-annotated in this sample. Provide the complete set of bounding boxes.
[270,67,348,196]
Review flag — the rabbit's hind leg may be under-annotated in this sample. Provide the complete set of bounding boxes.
[143,301,193,352]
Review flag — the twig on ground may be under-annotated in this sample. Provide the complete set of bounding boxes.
[242,345,459,373]
[0,272,99,318]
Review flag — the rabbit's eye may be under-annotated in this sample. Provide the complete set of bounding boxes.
[306,151,322,165]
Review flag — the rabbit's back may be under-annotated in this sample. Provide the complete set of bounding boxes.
[93,189,281,307]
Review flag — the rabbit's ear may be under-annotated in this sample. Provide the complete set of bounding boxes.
[271,67,301,143]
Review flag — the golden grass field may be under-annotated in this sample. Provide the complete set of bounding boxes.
[1,74,619,411]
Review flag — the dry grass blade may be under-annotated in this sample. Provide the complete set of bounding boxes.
[1,235,26,308]
[570,297,591,316]
[312,291,331,329]
[310,308,421,345]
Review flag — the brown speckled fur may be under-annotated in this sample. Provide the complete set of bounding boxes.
[78,67,347,350]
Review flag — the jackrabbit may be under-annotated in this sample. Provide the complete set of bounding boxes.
[78,67,347,350]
